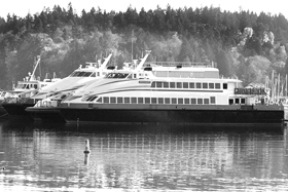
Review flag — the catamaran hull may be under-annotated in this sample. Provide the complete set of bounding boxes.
[2,103,34,116]
[0,105,6,116]
[59,107,284,127]
[25,107,65,123]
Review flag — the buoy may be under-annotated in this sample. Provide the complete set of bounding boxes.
[84,139,91,154]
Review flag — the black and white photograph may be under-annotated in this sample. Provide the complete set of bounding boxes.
[1,0,288,191]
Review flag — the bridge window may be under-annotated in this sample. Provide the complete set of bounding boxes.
[241,98,246,104]
[229,99,233,105]
[223,83,228,89]
[215,83,221,89]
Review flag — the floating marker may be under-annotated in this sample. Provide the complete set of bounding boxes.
[84,139,91,154]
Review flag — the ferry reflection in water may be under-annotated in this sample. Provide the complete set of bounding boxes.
[0,120,288,191]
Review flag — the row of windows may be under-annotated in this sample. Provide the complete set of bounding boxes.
[229,98,246,105]
[151,81,227,90]
[96,96,216,105]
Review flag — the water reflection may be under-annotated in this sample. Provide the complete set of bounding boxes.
[0,119,288,191]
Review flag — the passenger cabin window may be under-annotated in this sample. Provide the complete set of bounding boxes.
[203,83,208,89]
[191,98,196,104]
[223,83,228,89]
[172,98,177,104]
[110,97,116,104]
[165,98,170,104]
[124,97,130,104]
[184,98,190,104]
[117,97,123,104]
[145,97,150,104]
[158,98,164,104]
[178,98,184,104]
[241,98,245,104]
[204,98,209,105]
[229,99,233,105]
[131,97,137,104]
[235,98,239,104]
[163,82,169,88]
[209,83,214,89]
[104,97,109,103]
[151,98,157,104]
[215,83,221,89]
[197,98,203,105]
[183,82,188,89]
[170,82,175,88]
[156,82,162,88]
[189,83,195,89]
[138,98,144,104]
[196,83,201,89]
[177,82,182,88]
[210,97,216,104]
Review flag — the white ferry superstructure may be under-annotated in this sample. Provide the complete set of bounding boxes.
[57,66,284,126]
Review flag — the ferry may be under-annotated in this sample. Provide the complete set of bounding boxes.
[51,63,285,126]
[2,53,112,116]
[1,56,61,116]
[25,51,153,121]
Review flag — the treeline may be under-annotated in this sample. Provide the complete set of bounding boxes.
[0,3,288,89]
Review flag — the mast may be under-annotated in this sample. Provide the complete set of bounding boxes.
[99,53,112,70]
[135,50,151,71]
[30,56,41,81]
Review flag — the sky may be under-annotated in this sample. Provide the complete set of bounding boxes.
[0,0,288,19]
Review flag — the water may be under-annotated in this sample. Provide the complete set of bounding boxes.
[0,118,288,191]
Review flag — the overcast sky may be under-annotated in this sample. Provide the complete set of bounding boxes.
[1,0,287,18]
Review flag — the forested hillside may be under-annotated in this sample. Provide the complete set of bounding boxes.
[1,3,288,89]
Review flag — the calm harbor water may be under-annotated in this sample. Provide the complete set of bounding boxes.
[1,118,288,191]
